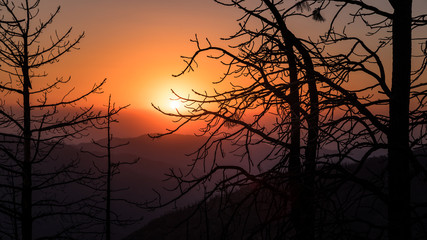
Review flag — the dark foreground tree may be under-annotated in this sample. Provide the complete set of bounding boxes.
[149,0,427,240]
[0,0,110,239]
[149,1,330,239]
[312,1,426,239]
[82,95,142,240]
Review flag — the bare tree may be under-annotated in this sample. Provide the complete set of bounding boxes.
[150,1,328,239]
[82,95,141,240]
[308,1,427,239]
[150,0,427,239]
[0,0,111,239]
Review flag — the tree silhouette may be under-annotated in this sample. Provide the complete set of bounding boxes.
[81,95,141,240]
[151,0,427,239]
[311,1,427,239]
[0,1,110,239]
[150,1,330,239]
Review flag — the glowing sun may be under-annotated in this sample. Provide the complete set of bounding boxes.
[169,99,181,110]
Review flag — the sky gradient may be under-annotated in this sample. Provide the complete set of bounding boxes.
[35,0,426,137]
[33,0,244,136]
[44,0,237,108]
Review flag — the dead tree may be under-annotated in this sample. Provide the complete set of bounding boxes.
[0,0,111,239]
[150,0,427,239]
[149,1,330,239]
[81,95,141,240]
[308,1,427,239]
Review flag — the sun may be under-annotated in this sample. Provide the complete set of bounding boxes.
[169,99,181,110]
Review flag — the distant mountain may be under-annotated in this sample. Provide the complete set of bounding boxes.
[0,133,223,240]
[92,133,275,239]
[123,185,279,240]
[122,152,427,240]
[77,133,216,239]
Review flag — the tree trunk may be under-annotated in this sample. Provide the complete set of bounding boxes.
[22,69,32,240]
[388,1,412,240]
[287,46,304,240]
[284,28,303,240]
[106,97,112,240]
[302,70,318,240]
[262,1,318,239]
[22,28,32,240]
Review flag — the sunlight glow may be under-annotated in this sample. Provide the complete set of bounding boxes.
[169,99,181,110]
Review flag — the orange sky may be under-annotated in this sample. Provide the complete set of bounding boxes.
[33,0,243,136]
[28,0,362,136]
[43,0,237,107]
[29,1,426,137]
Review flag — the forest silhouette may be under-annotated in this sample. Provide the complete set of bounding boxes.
[0,0,426,240]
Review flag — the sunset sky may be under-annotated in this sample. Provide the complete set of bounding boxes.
[36,0,245,136]
[45,0,239,106]
[34,1,426,137]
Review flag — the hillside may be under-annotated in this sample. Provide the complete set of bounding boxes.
[0,133,221,240]
[77,133,272,239]
[123,153,427,240]
[77,134,216,239]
